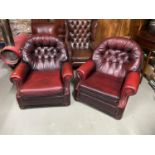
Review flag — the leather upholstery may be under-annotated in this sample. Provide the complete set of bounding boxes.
[22,35,67,71]
[93,37,143,78]
[10,35,73,108]
[67,20,92,50]
[74,37,143,119]
[19,70,63,97]
[80,72,124,105]
[121,71,140,97]
[10,62,30,89]
[31,21,65,41]
[62,62,73,95]
[71,49,92,61]
[32,23,57,35]
[62,62,73,80]
[1,20,65,68]
[118,71,141,109]
[77,60,95,80]
[65,19,97,66]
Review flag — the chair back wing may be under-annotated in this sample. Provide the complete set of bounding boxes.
[93,37,143,78]
[66,19,95,50]
[32,23,58,36]
[31,20,65,41]
[22,35,67,71]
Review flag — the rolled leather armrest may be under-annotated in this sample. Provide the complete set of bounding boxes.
[122,71,141,96]
[10,62,30,88]
[62,62,73,81]
[118,71,141,109]
[77,60,95,80]
[62,62,73,95]
[13,33,29,52]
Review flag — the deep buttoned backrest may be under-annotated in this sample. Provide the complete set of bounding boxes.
[22,35,67,71]
[93,37,143,78]
[66,20,94,50]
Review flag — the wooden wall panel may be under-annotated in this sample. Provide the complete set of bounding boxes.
[129,19,146,37]
[95,19,146,47]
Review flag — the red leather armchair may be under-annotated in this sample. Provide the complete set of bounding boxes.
[11,35,73,108]
[74,37,143,119]
[0,20,65,67]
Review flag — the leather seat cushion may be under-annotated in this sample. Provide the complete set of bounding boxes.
[19,70,63,97]
[80,72,124,105]
[71,49,92,61]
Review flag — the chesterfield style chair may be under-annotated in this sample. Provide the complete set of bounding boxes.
[1,20,65,68]
[10,35,73,108]
[74,37,143,119]
[65,19,97,67]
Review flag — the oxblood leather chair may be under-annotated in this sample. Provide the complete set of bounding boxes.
[10,35,73,108]
[65,19,97,67]
[1,20,65,68]
[74,37,143,119]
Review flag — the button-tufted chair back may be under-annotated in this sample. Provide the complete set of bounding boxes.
[22,35,67,71]
[66,20,93,50]
[93,37,143,78]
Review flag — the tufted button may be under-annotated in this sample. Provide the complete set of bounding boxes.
[67,20,92,50]
[92,37,143,78]
[22,35,67,71]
